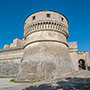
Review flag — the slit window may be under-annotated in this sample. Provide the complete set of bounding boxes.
[47,14,50,18]
[32,16,35,20]
[61,17,64,21]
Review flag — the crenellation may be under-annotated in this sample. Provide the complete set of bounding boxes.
[4,44,10,49]
[3,38,25,50]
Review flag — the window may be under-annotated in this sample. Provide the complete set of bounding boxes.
[47,14,50,18]
[78,59,86,70]
[61,17,64,21]
[32,16,35,20]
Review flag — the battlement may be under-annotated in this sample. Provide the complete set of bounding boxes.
[68,42,78,51]
[3,38,25,49]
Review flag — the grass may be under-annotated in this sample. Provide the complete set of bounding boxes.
[0,76,41,83]
[10,79,31,83]
[10,79,41,83]
[0,76,15,78]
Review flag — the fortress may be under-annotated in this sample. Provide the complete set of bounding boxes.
[0,10,90,81]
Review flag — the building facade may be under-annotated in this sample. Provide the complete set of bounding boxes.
[0,11,89,81]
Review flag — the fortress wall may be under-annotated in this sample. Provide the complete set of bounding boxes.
[26,30,67,43]
[77,51,86,60]
[69,51,90,70]
[68,42,79,70]
[68,42,78,51]
[69,51,79,70]
[0,48,23,76]
[78,51,89,67]
[85,52,90,66]
[18,11,75,81]
[4,38,25,49]
[0,50,23,60]
[10,38,25,48]
[24,11,69,40]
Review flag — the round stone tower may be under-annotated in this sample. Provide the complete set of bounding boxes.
[20,10,74,81]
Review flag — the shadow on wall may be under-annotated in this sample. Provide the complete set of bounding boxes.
[23,77,90,90]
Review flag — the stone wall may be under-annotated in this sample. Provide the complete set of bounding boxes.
[78,51,89,67]
[0,39,89,77]
[4,38,25,49]
[68,42,90,70]
[0,10,89,80]
[68,42,78,52]
[18,10,75,81]
[0,47,23,76]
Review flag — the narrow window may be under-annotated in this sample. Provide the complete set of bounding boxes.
[47,14,50,18]
[61,17,64,21]
[32,16,35,20]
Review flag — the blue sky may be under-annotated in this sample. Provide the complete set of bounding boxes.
[0,0,90,56]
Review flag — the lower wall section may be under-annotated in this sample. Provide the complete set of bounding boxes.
[0,59,21,77]
[17,41,74,81]
[69,51,90,71]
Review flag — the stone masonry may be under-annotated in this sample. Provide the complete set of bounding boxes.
[0,10,89,81]
[18,10,74,81]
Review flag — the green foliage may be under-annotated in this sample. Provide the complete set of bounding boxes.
[0,76,15,78]
[10,79,41,83]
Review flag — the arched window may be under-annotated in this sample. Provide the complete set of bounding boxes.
[78,59,86,70]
